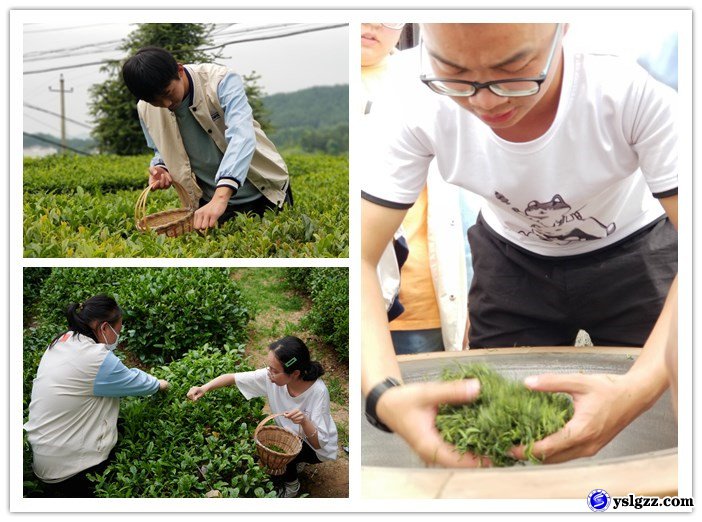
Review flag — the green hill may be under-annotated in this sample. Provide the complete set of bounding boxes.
[263,84,348,155]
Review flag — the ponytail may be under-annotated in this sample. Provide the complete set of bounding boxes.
[301,360,325,381]
[50,295,122,347]
[269,336,325,382]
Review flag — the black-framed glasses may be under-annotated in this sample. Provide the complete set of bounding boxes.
[420,23,563,98]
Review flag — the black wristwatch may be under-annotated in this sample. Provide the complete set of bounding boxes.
[365,377,402,433]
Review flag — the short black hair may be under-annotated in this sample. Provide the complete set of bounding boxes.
[122,46,180,103]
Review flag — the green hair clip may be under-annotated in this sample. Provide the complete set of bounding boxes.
[284,357,298,368]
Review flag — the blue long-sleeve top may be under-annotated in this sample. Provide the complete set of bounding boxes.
[93,351,160,397]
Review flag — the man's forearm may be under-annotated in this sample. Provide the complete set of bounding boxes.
[361,259,403,396]
[626,275,678,409]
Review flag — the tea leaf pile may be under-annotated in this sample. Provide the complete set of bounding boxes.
[435,363,574,466]
[265,444,287,454]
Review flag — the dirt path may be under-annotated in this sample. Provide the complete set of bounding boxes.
[232,268,349,498]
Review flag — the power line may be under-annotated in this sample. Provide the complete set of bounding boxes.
[24,23,117,34]
[23,24,290,61]
[24,102,92,129]
[24,40,123,60]
[24,112,61,134]
[25,60,108,76]
[23,24,299,62]
[23,132,93,156]
[24,23,348,75]
[24,46,123,63]
[193,23,349,53]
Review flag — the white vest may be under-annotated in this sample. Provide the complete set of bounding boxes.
[24,333,120,482]
[138,64,290,208]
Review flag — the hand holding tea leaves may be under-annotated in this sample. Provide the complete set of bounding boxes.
[187,374,237,401]
[512,371,645,464]
[194,187,232,229]
[376,378,490,468]
[186,385,206,401]
[435,364,573,466]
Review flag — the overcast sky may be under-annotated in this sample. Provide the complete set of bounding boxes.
[23,22,349,138]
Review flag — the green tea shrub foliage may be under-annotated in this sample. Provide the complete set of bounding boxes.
[285,268,348,361]
[23,326,57,497]
[89,343,276,498]
[33,268,249,364]
[284,267,313,292]
[435,363,574,466]
[23,153,348,258]
[23,267,52,312]
[23,326,52,414]
[23,155,148,193]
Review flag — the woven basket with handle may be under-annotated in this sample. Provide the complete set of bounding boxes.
[134,179,195,238]
[254,413,303,475]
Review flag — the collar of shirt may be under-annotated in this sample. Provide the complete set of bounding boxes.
[183,67,195,107]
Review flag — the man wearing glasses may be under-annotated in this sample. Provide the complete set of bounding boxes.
[361,24,677,466]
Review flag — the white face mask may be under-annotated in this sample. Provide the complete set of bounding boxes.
[102,323,120,351]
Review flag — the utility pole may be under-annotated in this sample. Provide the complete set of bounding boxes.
[49,74,73,153]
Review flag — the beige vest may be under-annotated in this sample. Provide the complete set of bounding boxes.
[138,64,289,208]
[24,334,120,481]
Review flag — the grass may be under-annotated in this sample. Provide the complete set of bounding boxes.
[325,376,346,405]
[233,268,305,317]
[335,421,349,448]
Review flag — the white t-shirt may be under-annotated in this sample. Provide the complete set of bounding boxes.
[235,368,338,461]
[361,40,678,257]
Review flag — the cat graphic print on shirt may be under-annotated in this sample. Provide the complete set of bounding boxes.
[495,192,616,245]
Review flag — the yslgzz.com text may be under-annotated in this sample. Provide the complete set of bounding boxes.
[613,493,694,510]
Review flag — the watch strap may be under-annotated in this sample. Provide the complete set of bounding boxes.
[365,377,402,433]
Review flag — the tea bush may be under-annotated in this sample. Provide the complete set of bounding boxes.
[24,343,277,498]
[23,154,148,193]
[23,153,348,258]
[23,267,52,313]
[89,343,276,498]
[285,268,349,361]
[33,268,249,364]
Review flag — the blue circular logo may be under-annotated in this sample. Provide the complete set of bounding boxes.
[587,489,611,512]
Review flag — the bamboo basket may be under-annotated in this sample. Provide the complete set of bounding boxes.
[254,413,303,475]
[134,179,194,238]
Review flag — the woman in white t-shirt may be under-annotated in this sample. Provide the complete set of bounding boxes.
[186,336,338,498]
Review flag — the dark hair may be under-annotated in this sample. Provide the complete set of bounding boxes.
[122,46,180,103]
[269,336,324,382]
[51,294,122,347]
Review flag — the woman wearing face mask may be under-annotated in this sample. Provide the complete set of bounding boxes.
[24,294,169,497]
[187,336,338,498]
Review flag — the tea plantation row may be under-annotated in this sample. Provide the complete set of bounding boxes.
[23,153,348,258]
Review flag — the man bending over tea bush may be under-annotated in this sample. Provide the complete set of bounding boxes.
[122,46,292,230]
